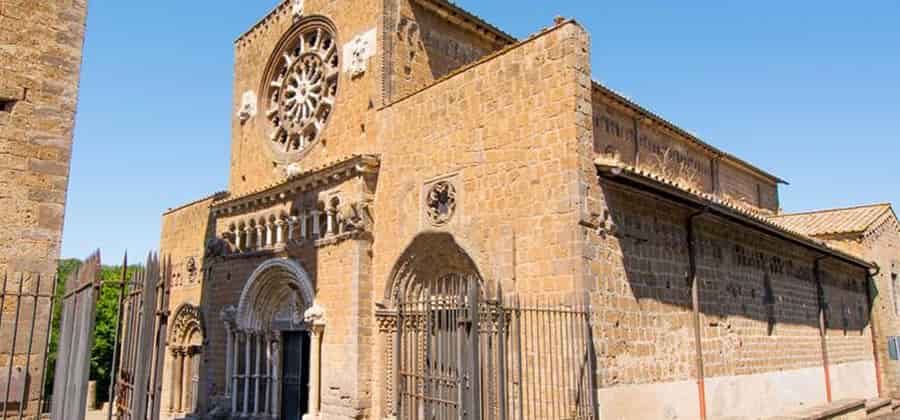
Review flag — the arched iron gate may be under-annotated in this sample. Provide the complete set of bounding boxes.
[393,275,598,420]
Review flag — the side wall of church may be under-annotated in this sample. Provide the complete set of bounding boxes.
[584,181,875,420]
[159,196,218,418]
[370,21,592,416]
[591,89,780,215]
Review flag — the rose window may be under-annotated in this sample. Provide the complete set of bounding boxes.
[265,24,339,157]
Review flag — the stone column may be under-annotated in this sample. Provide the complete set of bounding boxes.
[255,225,264,249]
[181,349,192,412]
[231,333,241,414]
[224,330,233,395]
[235,228,243,250]
[303,305,326,420]
[169,348,182,413]
[300,213,309,239]
[275,219,286,245]
[326,208,336,236]
[265,221,274,247]
[244,227,254,250]
[273,335,282,419]
[287,216,297,242]
[243,333,251,416]
[254,333,262,415]
[311,210,322,238]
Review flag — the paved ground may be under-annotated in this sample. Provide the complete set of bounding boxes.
[85,408,112,420]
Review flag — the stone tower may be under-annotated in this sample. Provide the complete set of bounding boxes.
[0,0,89,416]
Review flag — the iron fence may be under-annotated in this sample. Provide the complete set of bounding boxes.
[394,277,598,420]
[114,253,170,420]
[0,269,60,420]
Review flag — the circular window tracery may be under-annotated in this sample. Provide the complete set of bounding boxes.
[264,22,339,159]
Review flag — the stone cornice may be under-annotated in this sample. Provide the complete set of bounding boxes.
[211,154,379,217]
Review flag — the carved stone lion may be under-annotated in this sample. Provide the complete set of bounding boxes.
[205,237,230,258]
[338,200,371,233]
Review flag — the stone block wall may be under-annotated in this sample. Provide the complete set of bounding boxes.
[591,87,781,215]
[584,181,876,419]
[197,238,371,418]
[158,195,220,419]
[229,0,383,196]
[0,0,87,275]
[0,0,87,416]
[385,0,509,101]
[371,21,591,416]
[852,214,900,397]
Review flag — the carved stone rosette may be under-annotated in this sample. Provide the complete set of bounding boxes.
[425,180,457,226]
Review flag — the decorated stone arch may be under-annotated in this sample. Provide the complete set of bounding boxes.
[222,257,325,419]
[168,303,204,415]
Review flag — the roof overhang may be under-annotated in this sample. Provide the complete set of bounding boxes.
[595,160,875,270]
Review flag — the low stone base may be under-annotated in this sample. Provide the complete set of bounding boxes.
[766,398,866,420]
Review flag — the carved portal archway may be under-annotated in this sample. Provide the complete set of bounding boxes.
[223,258,325,419]
[381,233,486,418]
[168,303,204,416]
[386,232,486,304]
[236,258,316,332]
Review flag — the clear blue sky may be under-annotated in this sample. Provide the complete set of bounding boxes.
[61,0,900,260]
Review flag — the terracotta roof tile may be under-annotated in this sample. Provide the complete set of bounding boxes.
[769,203,892,237]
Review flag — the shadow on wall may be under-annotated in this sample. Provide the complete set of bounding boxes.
[597,180,871,335]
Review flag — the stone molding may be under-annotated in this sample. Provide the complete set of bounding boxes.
[235,257,316,332]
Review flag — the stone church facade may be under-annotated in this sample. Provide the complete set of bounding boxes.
[159,1,898,419]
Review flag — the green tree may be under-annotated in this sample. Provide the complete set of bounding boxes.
[43,258,139,407]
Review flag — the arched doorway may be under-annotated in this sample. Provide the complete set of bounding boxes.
[386,233,487,420]
[222,258,324,420]
[168,304,203,416]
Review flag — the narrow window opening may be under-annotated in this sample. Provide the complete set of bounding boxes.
[892,272,899,316]
[0,98,17,113]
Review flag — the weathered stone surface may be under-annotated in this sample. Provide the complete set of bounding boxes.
[157,2,892,420]
[0,0,88,416]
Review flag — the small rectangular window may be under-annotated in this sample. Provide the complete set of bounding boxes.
[890,337,900,361]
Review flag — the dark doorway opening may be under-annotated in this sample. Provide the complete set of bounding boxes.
[281,331,311,420]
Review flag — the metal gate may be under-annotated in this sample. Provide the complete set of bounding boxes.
[49,252,103,420]
[113,253,171,420]
[395,276,597,420]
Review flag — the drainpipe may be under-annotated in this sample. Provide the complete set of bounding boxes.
[866,265,884,397]
[687,208,709,420]
[814,255,833,402]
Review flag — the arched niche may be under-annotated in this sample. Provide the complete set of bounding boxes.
[168,303,204,416]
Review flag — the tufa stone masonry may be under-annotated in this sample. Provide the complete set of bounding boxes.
[158,1,900,419]
[0,0,89,417]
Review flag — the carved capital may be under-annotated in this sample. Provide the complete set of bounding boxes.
[304,304,326,327]
[220,305,237,329]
